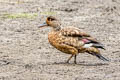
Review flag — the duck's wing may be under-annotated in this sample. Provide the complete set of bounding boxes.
[59,27,88,48]
[61,27,90,37]
[60,27,105,50]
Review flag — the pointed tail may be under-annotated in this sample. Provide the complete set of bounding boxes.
[88,52,109,61]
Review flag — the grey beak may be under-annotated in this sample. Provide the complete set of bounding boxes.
[38,22,48,28]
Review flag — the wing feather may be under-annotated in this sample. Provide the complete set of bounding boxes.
[61,27,90,37]
[59,27,104,49]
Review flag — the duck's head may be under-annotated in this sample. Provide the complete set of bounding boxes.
[39,16,61,30]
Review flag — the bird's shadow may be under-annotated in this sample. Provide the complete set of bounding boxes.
[53,61,109,66]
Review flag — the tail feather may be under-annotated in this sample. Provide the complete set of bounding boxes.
[88,52,109,61]
[92,43,106,50]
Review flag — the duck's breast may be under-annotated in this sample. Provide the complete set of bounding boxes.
[48,31,78,54]
[48,31,61,46]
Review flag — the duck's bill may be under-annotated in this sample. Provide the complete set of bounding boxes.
[38,22,48,28]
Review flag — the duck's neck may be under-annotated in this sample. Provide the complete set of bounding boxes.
[53,26,61,31]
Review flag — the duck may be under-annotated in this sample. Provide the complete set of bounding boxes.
[38,16,109,64]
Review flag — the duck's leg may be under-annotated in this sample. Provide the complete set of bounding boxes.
[74,55,77,64]
[66,54,74,63]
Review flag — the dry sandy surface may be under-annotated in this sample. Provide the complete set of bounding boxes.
[0,0,120,80]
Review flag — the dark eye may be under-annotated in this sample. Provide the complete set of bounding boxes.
[51,18,55,21]
[48,18,55,21]
[47,16,56,21]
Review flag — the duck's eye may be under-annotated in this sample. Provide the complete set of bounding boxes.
[48,18,55,21]
[51,18,55,21]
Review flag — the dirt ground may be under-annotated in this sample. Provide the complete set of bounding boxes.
[0,0,120,80]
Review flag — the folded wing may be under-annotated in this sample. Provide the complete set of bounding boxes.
[61,27,105,50]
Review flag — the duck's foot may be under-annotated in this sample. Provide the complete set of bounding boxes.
[66,61,70,64]
[74,61,77,64]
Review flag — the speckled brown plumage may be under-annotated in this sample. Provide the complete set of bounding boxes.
[39,16,109,64]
